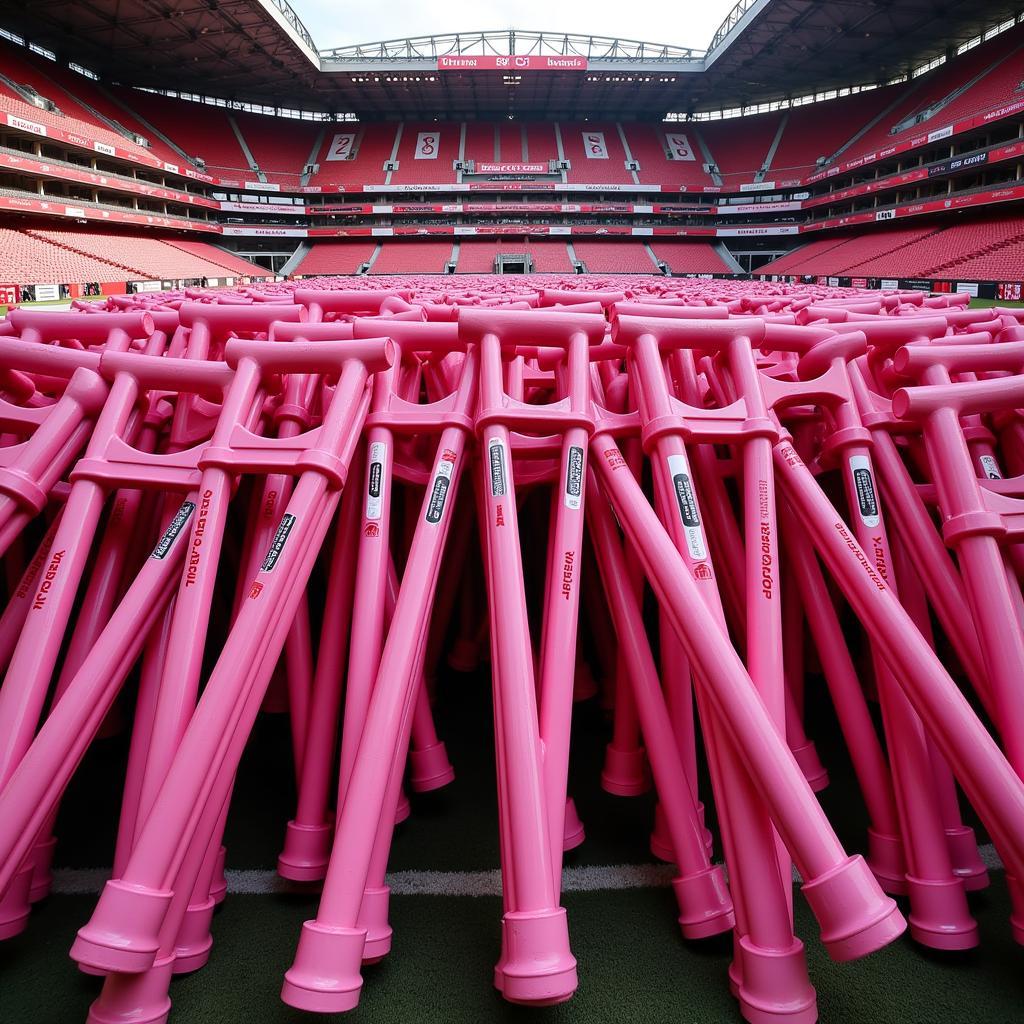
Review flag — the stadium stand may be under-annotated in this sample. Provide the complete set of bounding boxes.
[524,124,559,167]
[757,227,935,275]
[293,240,379,276]
[0,87,158,168]
[0,226,129,283]
[463,123,494,167]
[0,227,268,284]
[0,14,1021,290]
[307,124,397,188]
[164,239,277,278]
[941,237,1024,281]
[649,240,731,274]
[561,123,632,184]
[109,87,249,175]
[231,112,321,187]
[452,237,571,273]
[369,239,454,274]
[0,40,186,168]
[455,239,508,273]
[25,228,270,280]
[525,239,574,273]
[389,123,460,185]
[847,217,1024,277]
[498,123,523,163]
[754,237,855,276]
[700,112,784,188]
[0,42,123,135]
[571,240,657,273]
[832,28,1024,170]
[624,124,713,188]
[754,222,1024,280]
[766,90,897,179]
[0,144,203,201]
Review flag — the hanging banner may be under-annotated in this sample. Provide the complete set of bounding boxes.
[665,132,696,161]
[325,133,357,161]
[415,132,441,159]
[582,131,608,159]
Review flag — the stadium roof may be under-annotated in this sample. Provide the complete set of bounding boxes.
[1,0,1021,118]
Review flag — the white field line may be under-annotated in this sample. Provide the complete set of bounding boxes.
[49,844,1002,897]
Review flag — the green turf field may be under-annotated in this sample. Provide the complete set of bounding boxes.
[1,668,1021,1024]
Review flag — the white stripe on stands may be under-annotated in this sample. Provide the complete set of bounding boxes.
[48,844,1003,897]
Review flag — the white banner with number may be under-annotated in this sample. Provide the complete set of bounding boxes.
[582,131,608,159]
[325,133,356,161]
[414,131,440,159]
[665,132,696,161]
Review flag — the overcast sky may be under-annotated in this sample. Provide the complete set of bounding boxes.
[290,0,737,50]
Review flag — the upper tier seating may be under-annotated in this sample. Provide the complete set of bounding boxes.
[463,123,495,167]
[306,125,398,188]
[389,123,460,185]
[767,90,897,180]
[109,88,249,175]
[623,124,714,189]
[231,112,321,188]
[832,26,1024,168]
[0,40,185,168]
[524,124,559,166]
[0,90,157,168]
[561,123,632,185]
[498,123,523,163]
[700,113,784,188]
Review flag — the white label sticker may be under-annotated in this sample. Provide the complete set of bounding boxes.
[366,441,387,520]
[979,454,1002,480]
[849,455,880,527]
[667,453,707,560]
[488,439,508,497]
[425,455,455,524]
[565,445,585,510]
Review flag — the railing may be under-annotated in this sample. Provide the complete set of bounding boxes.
[319,30,703,62]
[707,0,762,54]
[260,0,318,53]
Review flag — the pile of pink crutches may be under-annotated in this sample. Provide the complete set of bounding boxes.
[1,274,1024,1024]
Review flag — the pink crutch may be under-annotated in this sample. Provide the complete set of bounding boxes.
[281,347,478,1012]
[72,335,391,995]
